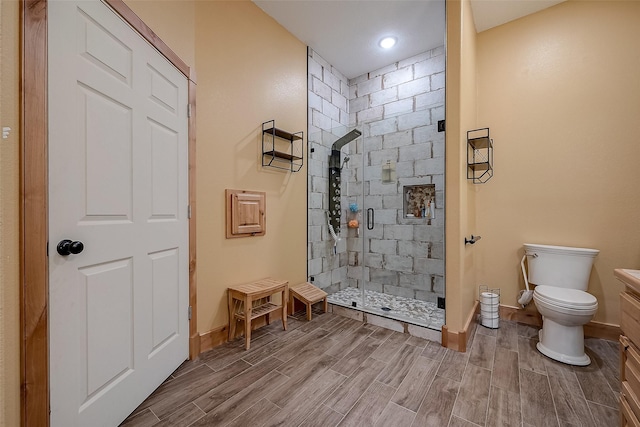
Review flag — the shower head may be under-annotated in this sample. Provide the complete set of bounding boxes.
[331,129,362,151]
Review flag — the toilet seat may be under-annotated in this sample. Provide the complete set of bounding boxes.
[534,285,597,310]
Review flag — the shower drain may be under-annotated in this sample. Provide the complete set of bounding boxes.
[381,307,392,312]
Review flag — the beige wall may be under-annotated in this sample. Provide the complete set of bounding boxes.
[445,0,479,332]
[124,0,196,69]
[127,0,307,334]
[193,1,307,332]
[0,0,22,425]
[475,0,640,325]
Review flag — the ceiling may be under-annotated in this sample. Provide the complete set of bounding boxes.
[253,0,565,79]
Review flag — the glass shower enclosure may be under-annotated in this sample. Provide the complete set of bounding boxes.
[307,106,445,330]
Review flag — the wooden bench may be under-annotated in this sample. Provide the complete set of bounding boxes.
[227,278,288,350]
[289,282,328,321]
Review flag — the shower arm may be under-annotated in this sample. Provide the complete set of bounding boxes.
[331,129,362,151]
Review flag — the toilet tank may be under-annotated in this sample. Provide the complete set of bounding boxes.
[524,243,599,291]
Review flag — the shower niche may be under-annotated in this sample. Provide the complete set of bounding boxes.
[403,184,436,220]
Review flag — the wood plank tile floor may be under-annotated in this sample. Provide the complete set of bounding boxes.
[121,311,620,427]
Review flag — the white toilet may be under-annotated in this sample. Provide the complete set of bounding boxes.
[525,243,599,366]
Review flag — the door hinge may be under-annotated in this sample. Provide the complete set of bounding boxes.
[187,104,192,118]
[188,305,192,320]
[188,205,192,219]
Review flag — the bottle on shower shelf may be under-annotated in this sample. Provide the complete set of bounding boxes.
[347,202,360,237]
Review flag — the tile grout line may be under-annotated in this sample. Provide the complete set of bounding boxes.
[517,344,524,427]
[574,365,611,424]
[318,327,389,417]
[406,340,449,425]
[482,330,498,427]
[447,343,471,427]
[542,359,562,427]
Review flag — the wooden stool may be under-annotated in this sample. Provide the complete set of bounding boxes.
[289,282,328,321]
[228,278,288,350]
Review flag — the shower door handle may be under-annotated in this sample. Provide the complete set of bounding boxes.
[367,208,374,230]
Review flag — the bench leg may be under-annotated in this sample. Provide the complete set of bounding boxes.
[323,297,328,313]
[306,302,312,321]
[228,292,235,340]
[289,293,294,315]
[282,289,288,331]
[244,296,251,350]
[229,318,237,341]
[265,295,271,325]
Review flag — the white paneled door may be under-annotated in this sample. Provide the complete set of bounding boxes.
[48,1,189,425]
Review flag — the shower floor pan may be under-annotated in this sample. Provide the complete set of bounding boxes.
[326,287,445,330]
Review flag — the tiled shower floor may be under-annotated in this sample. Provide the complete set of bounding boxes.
[326,287,445,330]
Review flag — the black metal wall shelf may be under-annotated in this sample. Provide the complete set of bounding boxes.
[262,120,304,172]
[467,127,493,184]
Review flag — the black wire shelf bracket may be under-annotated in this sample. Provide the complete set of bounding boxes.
[262,120,304,172]
[467,127,493,184]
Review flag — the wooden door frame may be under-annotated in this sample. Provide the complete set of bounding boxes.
[20,1,198,425]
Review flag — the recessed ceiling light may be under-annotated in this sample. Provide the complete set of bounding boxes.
[379,37,397,49]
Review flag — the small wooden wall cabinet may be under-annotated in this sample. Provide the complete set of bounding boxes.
[617,269,640,426]
[226,189,266,238]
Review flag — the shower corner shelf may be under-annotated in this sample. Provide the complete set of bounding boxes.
[467,127,493,184]
[262,120,304,172]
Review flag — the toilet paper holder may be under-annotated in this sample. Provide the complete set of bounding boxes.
[465,235,482,245]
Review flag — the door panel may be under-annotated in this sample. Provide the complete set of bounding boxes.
[80,9,133,85]
[148,64,179,113]
[49,1,189,425]
[82,85,133,218]
[150,248,180,351]
[150,121,179,218]
[82,258,134,397]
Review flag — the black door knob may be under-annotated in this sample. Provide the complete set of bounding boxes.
[57,239,84,256]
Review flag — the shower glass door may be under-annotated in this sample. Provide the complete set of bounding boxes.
[308,115,445,331]
[305,20,446,330]
[358,110,445,329]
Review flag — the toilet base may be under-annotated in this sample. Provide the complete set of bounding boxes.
[537,318,591,366]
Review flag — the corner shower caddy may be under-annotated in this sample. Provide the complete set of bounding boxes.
[467,127,493,183]
[262,120,304,172]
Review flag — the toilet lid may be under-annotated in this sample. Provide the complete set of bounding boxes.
[534,285,597,308]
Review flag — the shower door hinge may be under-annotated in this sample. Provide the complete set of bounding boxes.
[437,297,446,310]
[188,305,192,320]
[187,104,192,118]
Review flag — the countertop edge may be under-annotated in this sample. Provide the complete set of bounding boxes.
[615,268,640,294]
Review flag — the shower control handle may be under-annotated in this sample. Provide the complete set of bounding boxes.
[367,208,374,230]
